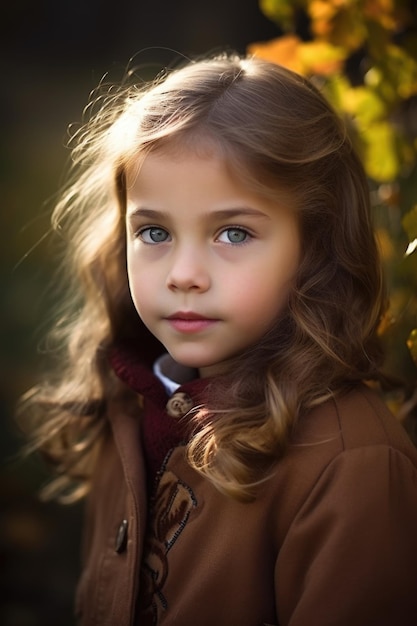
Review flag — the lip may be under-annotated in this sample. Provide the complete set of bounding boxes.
[165,311,218,333]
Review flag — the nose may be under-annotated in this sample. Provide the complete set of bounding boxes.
[166,245,211,293]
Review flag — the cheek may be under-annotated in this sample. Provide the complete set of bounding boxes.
[126,256,137,298]
[126,259,151,315]
[240,269,293,324]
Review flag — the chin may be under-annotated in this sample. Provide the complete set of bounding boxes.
[170,352,217,371]
[174,357,207,370]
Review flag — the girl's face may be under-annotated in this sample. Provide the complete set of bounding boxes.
[126,146,300,378]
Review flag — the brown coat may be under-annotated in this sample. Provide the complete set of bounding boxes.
[75,384,417,626]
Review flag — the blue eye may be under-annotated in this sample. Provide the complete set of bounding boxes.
[138,227,170,244]
[218,228,249,244]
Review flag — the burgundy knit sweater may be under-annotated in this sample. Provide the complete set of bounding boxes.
[109,343,211,492]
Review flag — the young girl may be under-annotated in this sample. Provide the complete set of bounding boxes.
[23,54,417,625]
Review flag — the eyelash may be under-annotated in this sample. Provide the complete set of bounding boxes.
[135,226,169,244]
[216,226,252,245]
[134,225,253,245]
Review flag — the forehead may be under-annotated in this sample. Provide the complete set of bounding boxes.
[125,134,264,195]
[126,148,245,205]
[125,144,298,228]
[123,130,298,214]
[126,135,231,187]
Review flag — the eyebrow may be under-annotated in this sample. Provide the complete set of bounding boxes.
[127,207,270,220]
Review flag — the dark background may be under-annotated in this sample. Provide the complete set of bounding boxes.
[1,2,279,624]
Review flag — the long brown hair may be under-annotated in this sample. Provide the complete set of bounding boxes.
[20,53,386,501]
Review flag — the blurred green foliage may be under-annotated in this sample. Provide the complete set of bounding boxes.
[249,0,417,395]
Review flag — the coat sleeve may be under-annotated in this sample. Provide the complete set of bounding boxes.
[275,445,417,626]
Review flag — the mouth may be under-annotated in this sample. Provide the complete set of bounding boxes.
[165,311,219,333]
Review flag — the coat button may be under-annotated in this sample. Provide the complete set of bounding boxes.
[115,519,128,554]
[166,392,193,418]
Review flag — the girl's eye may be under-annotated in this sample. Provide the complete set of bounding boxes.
[138,227,170,244]
[217,228,250,244]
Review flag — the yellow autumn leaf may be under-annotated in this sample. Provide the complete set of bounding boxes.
[260,0,297,30]
[340,85,387,125]
[249,35,346,76]
[376,226,395,262]
[362,121,400,181]
[308,0,339,37]
[377,44,417,100]
[363,0,398,31]
[407,329,417,366]
[248,35,305,74]
[321,74,352,110]
[298,40,346,75]
[310,2,368,50]
[384,288,411,325]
